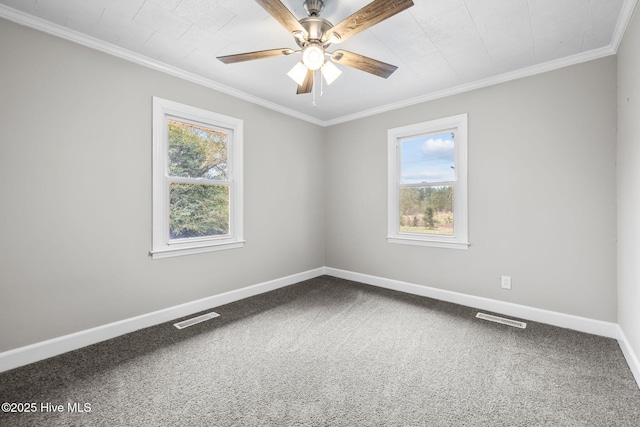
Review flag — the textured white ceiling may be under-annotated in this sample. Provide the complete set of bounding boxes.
[0,0,635,125]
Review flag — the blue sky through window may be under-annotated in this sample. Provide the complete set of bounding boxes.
[401,131,455,184]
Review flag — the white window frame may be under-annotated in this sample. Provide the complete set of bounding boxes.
[387,113,469,250]
[151,97,244,259]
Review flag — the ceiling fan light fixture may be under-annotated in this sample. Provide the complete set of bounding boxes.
[218,0,414,96]
[321,61,341,85]
[302,44,325,70]
[287,62,308,85]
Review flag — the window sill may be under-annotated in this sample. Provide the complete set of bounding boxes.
[387,236,469,250]
[150,240,245,259]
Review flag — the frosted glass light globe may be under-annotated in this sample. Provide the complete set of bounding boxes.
[302,44,324,70]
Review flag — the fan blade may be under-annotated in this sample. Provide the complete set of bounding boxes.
[217,48,295,64]
[325,0,414,43]
[297,69,314,94]
[256,0,308,38]
[331,50,398,78]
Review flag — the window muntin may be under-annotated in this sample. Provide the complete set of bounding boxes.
[388,114,468,249]
[152,97,243,259]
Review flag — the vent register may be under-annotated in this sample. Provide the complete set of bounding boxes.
[172,310,527,330]
[476,312,527,329]
[174,312,220,329]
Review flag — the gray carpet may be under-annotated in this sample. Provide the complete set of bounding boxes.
[1,275,639,426]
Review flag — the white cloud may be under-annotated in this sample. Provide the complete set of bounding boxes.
[422,138,454,156]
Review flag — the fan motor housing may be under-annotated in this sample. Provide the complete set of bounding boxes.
[298,17,333,47]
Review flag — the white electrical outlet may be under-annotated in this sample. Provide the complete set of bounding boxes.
[501,275,512,290]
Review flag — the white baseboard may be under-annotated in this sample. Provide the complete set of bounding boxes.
[2,266,639,391]
[617,327,640,390]
[325,267,640,389]
[324,267,620,338]
[0,267,325,373]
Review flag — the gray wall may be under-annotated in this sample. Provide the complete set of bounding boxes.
[617,8,640,364]
[0,14,625,355]
[0,19,326,352]
[325,57,618,322]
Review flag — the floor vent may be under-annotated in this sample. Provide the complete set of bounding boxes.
[174,312,220,329]
[476,312,527,329]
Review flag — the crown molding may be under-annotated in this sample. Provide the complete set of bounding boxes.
[1,1,637,128]
[325,0,637,126]
[612,0,639,52]
[323,46,617,126]
[0,4,325,127]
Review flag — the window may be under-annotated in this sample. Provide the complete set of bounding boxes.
[151,97,243,259]
[387,113,468,249]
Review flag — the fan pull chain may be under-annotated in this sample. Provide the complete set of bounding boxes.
[312,70,316,107]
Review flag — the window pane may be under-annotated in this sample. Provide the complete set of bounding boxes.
[399,186,454,236]
[401,132,455,184]
[168,120,228,180]
[169,183,229,239]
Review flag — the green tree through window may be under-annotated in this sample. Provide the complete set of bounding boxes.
[152,97,243,259]
[387,113,468,250]
[167,121,229,239]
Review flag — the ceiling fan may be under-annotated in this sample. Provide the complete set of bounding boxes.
[217,0,415,94]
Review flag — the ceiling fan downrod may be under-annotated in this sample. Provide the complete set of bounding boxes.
[304,0,325,17]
